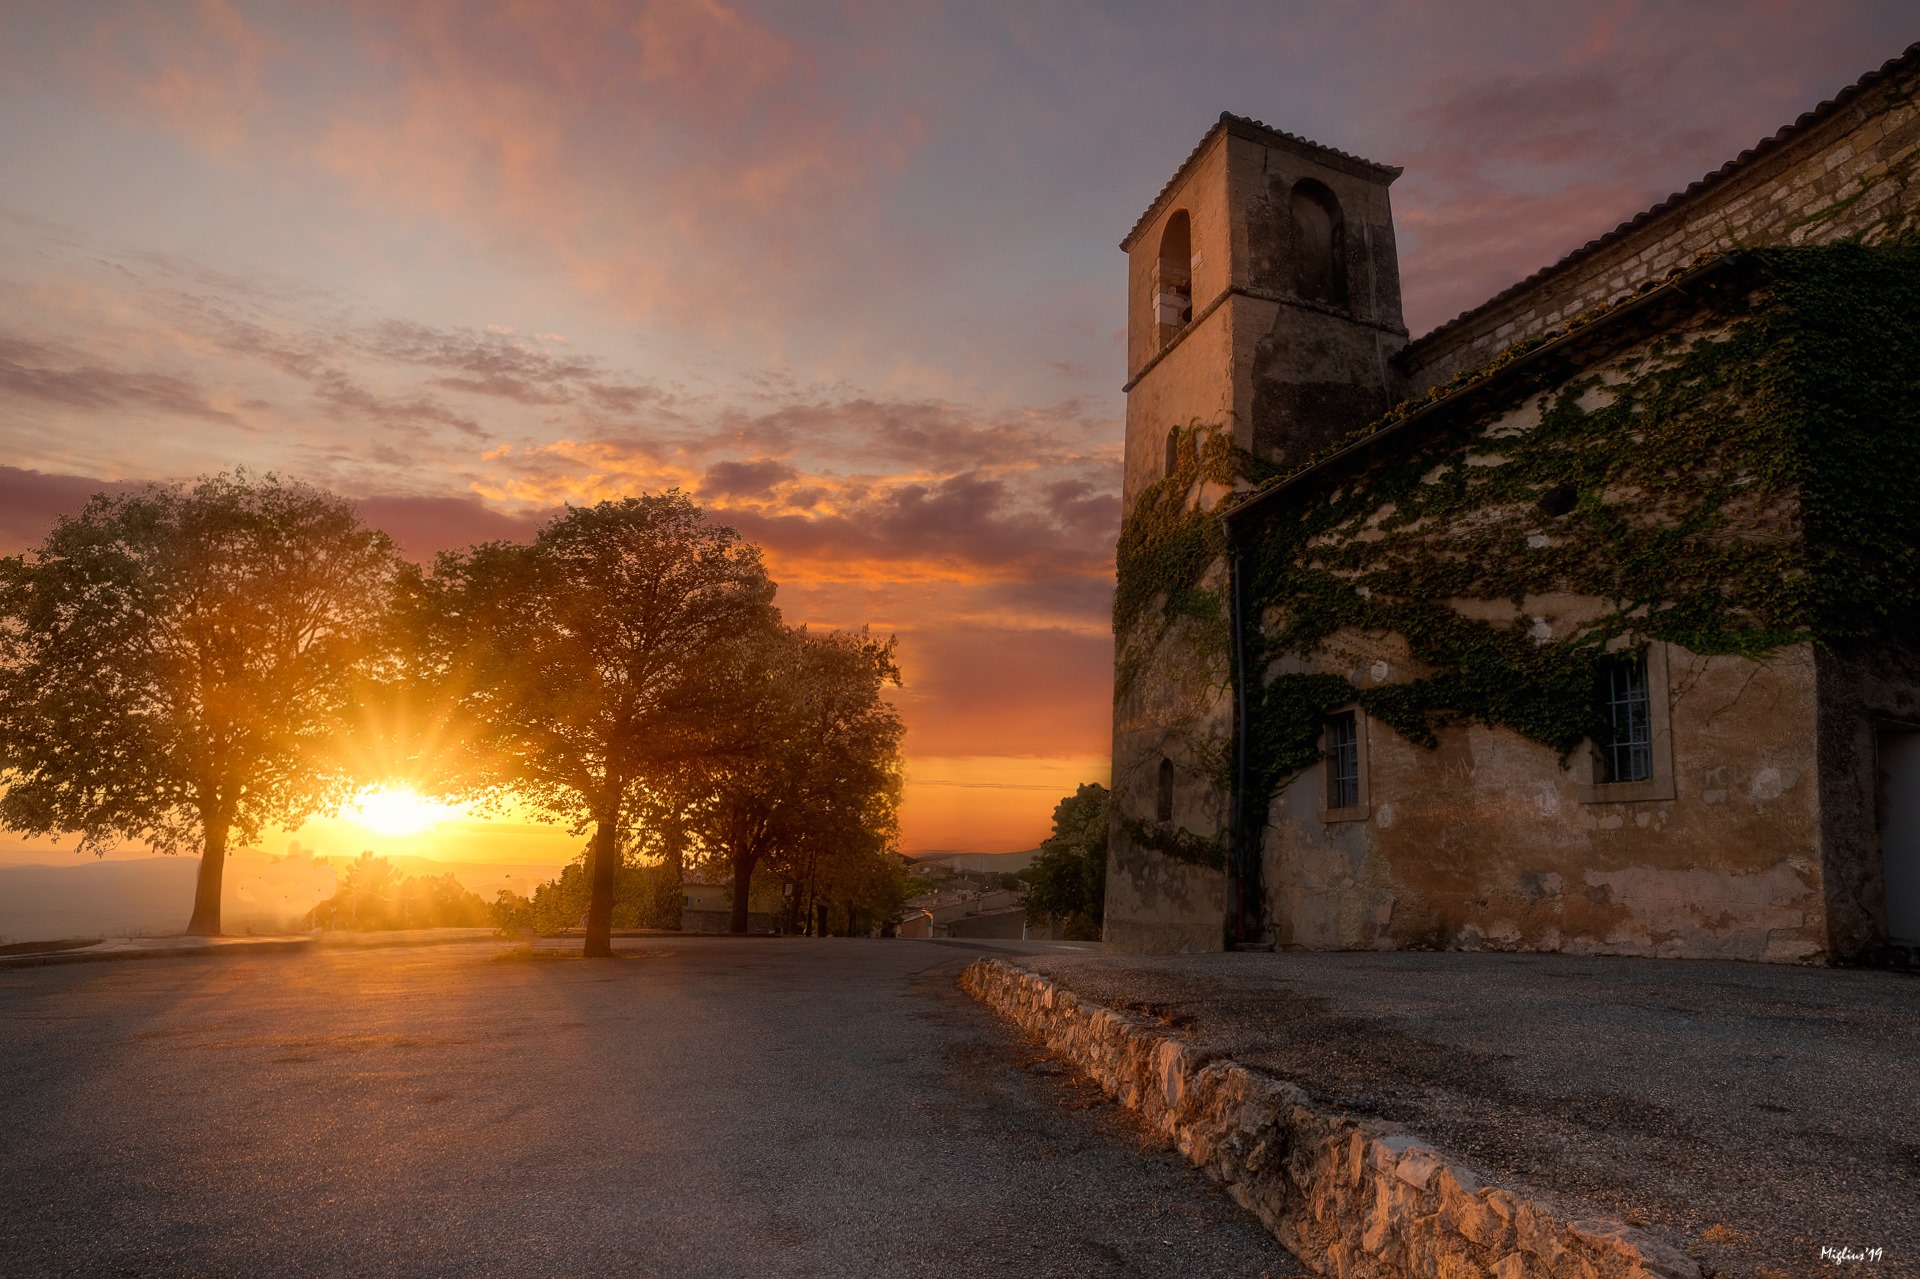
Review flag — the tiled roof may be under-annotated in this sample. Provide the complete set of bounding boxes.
[1409,42,1920,355]
[1120,112,1401,251]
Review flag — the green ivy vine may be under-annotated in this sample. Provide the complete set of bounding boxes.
[1110,420,1266,699]
[1118,815,1227,870]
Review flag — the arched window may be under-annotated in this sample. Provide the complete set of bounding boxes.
[1290,181,1346,308]
[1165,427,1180,478]
[1156,757,1175,823]
[1154,211,1194,339]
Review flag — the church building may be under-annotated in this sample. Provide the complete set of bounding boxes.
[1106,44,1920,964]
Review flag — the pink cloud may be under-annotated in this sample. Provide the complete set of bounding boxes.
[66,1,926,331]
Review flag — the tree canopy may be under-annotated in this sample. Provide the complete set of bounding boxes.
[1,477,914,949]
[419,493,780,957]
[1023,783,1110,941]
[687,625,906,933]
[0,472,405,935]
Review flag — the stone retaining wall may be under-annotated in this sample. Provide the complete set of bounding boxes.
[961,958,1699,1279]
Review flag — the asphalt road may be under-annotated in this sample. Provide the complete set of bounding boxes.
[0,937,1302,1278]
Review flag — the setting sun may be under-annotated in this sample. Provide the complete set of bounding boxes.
[346,786,460,838]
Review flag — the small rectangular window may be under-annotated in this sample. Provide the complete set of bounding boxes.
[1326,711,1360,809]
[1596,654,1653,784]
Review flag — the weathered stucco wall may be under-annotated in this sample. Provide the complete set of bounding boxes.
[1224,126,1407,469]
[1225,128,1405,333]
[1106,550,1235,955]
[1240,282,1843,962]
[1236,294,1404,469]
[1266,643,1828,962]
[1125,134,1235,384]
[1405,48,1920,390]
[1122,303,1236,506]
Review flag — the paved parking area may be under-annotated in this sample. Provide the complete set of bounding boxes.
[0,937,1303,1278]
[1017,949,1919,1279]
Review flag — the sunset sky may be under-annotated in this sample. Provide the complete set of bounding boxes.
[0,2,1913,866]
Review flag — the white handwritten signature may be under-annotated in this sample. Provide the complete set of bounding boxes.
[1821,1245,1885,1265]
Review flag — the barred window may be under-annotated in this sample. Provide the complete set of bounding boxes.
[1326,711,1360,809]
[1596,654,1653,783]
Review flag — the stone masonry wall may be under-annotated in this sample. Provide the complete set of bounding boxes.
[961,958,1700,1279]
[1405,50,1920,391]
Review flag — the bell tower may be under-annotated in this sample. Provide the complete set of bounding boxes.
[1106,117,1407,955]
[1119,114,1408,508]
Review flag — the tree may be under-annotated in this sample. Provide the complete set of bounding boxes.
[1024,783,1110,941]
[489,855,683,937]
[306,853,492,930]
[693,626,904,934]
[0,473,405,935]
[419,494,778,957]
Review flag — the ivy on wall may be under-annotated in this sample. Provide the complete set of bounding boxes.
[1118,814,1227,870]
[1110,422,1247,699]
[1114,245,1920,811]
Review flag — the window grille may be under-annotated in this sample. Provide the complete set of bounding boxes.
[1326,711,1359,809]
[1596,655,1654,783]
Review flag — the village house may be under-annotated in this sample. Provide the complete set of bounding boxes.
[1107,44,1920,963]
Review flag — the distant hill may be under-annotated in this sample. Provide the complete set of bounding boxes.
[1,859,211,941]
[0,852,570,944]
[910,849,1042,873]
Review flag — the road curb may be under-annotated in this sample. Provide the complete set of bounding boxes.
[961,957,1701,1279]
[0,938,317,970]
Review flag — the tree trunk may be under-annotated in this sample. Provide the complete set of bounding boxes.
[730,850,755,934]
[185,819,228,937]
[663,817,686,885]
[583,816,619,958]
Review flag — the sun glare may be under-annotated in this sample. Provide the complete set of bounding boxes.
[347,786,457,838]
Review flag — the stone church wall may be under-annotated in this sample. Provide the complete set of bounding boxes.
[1267,644,1828,962]
[1252,294,1833,962]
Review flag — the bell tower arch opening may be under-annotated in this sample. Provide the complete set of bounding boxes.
[1290,179,1347,309]
[1154,210,1194,346]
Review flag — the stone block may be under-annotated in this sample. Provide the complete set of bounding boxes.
[1439,1174,1507,1250]
[1489,1253,1528,1279]
[1436,1243,1490,1279]
[1513,1203,1564,1265]
[1361,1176,1394,1254]
[1393,1147,1442,1190]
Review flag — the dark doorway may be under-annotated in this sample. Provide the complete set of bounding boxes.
[1877,730,1920,944]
